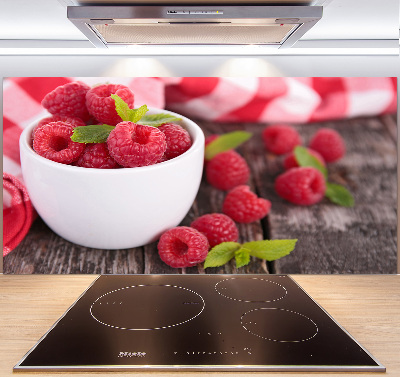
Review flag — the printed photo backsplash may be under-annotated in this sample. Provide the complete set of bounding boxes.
[2,77,397,274]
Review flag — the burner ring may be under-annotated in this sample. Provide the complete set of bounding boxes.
[241,307,319,343]
[90,284,205,331]
[215,277,287,303]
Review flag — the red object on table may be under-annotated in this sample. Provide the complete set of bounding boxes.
[3,173,35,256]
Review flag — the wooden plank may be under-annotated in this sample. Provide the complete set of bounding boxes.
[267,116,397,274]
[3,218,145,274]
[381,114,397,142]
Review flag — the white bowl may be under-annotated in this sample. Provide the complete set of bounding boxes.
[19,109,204,250]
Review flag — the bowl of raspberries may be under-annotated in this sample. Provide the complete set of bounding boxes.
[19,81,205,249]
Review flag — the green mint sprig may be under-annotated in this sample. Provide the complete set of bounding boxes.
[204,131,252,161]
[138,113,182,127]
[325,182,354,207]
[112,94,182,126]
[111,94,149,123]
[71,124,115,143]
[204,239,297,269]
[294,146,328,179]
[71,94,183,143]
[294,146,354,207]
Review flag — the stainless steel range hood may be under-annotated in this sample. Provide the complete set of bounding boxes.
[67,5,322,48]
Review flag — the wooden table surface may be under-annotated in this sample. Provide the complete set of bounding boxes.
[1,274,399,376]
[3,114,397,274]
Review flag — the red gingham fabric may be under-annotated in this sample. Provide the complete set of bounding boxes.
[163,77,397,123]
[3,173,35,256]
[2,77,397,255]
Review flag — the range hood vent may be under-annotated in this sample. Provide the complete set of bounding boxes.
[67,5,322,48]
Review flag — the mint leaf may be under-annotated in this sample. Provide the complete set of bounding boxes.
[71,124,115,143]
[204,242,241,268]
[111,94,148,123]
[242,239,297,261]
[294,146,328,178]
[205,131,252,161]
[204,239,297,269]
[234,247,251,268]
[111,94,132,122]
[130,104,149,123]
[138,113,182,127]
[325,182,355,207]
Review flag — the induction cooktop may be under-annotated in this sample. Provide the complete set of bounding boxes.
[14,274,385,372]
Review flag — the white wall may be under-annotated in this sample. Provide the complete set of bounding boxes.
[1,54,399,78]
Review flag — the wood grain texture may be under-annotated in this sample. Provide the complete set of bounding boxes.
[3,115,397,274]
[1,275,399,377]
[269,115,397,274]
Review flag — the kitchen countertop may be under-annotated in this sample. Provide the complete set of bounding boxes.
[1,274,399,376]
[3,114,397,274]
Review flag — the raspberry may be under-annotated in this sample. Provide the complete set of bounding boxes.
[86,84,134,126]
[107,122,166,168]
[283,148,326,170]
[206,150,250,191]
[34,115,86,137]
[33,121,85,164]
[76,143,120,169]
[275,167,326,206]
[309,128,346,163]
[191,213,239,248]
[157,226,210,268]
[41,81,91,121]
[222,185,271,223]
[262,124,302,155]
[158,123,192,160]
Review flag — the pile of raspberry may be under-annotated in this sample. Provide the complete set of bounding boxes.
[158,213,239,268]
[157,125,346,269]
[33,81,192,168]
[158,184,272,268]
[158,183,272,268]
[262,124,346,205]
[158,134,272,269]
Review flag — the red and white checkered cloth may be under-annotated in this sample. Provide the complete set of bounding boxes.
[2,77,397,255]
[163,77,397,123]
[3,173,35,256]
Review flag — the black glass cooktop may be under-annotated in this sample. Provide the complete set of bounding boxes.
[14,275,384,372]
